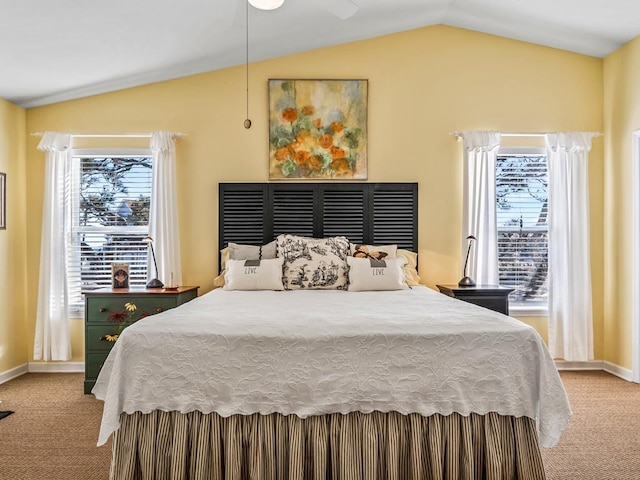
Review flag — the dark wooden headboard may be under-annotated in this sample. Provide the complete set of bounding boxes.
[218,182,418,253]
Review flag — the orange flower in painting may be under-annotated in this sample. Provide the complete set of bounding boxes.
[330,122,344,133]
[331,158,350,175]
[308,155,324,171]
[313,118,323,129]
[301,105,315,116]
[282,108,298,123]
[330,146,346,160]
[318,133,333,149]
[274,146,293,162]
[296,129,311,142]
[294,150,310,166]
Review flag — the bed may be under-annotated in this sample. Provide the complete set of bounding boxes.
[92,182,571,480]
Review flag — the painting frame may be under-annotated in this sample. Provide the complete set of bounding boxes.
[0,172,5,230]
[268,79,368,180]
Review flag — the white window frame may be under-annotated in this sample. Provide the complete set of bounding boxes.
[496,147,549,317]
[68,148,153,314]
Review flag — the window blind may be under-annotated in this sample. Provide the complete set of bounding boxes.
[496,154,548,306]
[67,154,153,311]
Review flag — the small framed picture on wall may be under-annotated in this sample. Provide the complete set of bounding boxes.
[112,263,130,289]
[0,172,5,230]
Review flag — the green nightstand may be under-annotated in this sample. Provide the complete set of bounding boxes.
[82,286,198,394]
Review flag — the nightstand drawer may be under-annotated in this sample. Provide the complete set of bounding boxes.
[86,325,122,351]
[86,352,110,379]
[85,296,178,323]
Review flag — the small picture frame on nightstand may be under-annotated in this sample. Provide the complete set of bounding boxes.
[112,263,129,289]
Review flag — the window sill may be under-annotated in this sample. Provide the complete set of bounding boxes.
[510,305,548,317]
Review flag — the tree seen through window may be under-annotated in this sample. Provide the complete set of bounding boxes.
[496,154,548,306]
[69,155,153,306]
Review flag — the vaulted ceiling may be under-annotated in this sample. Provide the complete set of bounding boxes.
[2,0,638,108]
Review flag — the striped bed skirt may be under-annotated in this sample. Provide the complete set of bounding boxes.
[110,410,545,480]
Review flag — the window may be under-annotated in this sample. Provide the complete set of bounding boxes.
[496,148,548,313]
[67,149,153,311]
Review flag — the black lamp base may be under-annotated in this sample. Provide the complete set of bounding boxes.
[146,278,164,288]
[458,276,476,287]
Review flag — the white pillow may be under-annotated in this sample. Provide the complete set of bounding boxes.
[346,256,408,291]
[224,258,284,291]
[396,249,421,286]
[215,241,278,288]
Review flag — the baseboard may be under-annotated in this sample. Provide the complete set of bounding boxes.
[0,363,29,385]
[555,360,635,382]
[28,362,85,373]
[603,361,634,382]
[555,360,604,370]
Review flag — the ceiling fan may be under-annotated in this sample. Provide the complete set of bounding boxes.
[234,0,360,22]
[237,0,360,128]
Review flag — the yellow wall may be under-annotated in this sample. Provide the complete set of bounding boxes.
[24,25,604,363]
[0,98,27,374]
[602,35,640,369]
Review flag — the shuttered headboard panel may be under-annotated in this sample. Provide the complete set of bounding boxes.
[219,183,418,253]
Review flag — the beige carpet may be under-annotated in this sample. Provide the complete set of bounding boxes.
[540,370,640,480]
[0,370,638,479]
[0,373,111,480]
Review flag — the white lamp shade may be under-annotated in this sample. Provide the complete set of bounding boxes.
[248,0,284,10]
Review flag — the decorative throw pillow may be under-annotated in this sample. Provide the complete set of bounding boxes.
[350,243,397,260]
[214,241,277,288]
[276,234,350,290]
[396,249,421,286]
[346,256,408,291]
[229,240,277,261]
[224,258,284,291]
[213,247,230,288]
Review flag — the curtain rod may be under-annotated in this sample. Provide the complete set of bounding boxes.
[30,132,187,139]
[450,131,603,140]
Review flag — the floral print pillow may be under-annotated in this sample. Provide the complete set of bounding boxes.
[276,234,350,290]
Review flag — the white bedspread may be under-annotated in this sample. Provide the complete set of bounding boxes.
[93,287,571,447]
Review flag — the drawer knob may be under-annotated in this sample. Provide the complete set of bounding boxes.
[99,307,107,313]
[156,307,163,313]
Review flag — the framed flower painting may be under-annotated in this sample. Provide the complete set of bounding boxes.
[268,79,368,180]
[0,172,5,230]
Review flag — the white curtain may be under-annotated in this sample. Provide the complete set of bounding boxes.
[34,132,73,361]
[546,132,595,361]
[149,132,182,286]
[461,131,501,285]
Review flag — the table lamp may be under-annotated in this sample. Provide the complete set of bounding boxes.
[142,236,164,288]
[458,235,477,287]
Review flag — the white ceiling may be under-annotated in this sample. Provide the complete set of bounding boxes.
[2,0,639,109]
